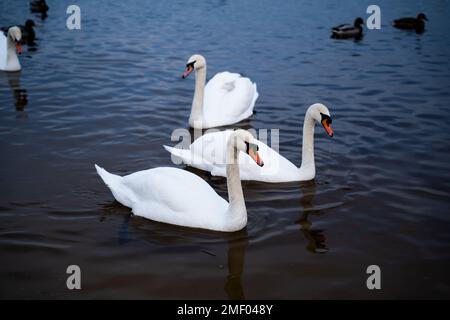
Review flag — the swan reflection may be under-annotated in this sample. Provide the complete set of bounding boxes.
[0,71,28,111]
[298,181,329,254]
[223,229,248,300]
[100,201,248,299]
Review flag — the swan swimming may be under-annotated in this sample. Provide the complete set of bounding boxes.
[164,103,333,183]
[182,54,258,129]
[96,130,264,232]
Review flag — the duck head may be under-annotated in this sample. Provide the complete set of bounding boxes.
[417,13,428,21]
[25,19,36,30]
[354,17,364,27]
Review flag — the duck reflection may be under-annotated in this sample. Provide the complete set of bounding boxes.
[0,71,28,111]
[297,181,329,254]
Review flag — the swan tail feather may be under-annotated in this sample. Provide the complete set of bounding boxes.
[163,145,192,165]
[95,164,136,208]
[95,164,122,189]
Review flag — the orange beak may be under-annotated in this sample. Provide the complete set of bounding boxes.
[321,119,334,137]
[249,147,264,167]
[182,65,193,79]
[15,42,22,55]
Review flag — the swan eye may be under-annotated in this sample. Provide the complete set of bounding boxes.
[320,113,332,124]
[186,61,196,68]
[245,142,258,154]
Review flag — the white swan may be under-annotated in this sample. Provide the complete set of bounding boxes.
[95,130,264,232]
[0,27,22,72]
[182,54,258,129]
[164,103,333,183]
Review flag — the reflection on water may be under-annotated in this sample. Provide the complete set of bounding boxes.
[298,181,329,254]
[1,0,450,299]
[224,230,248,300]
[100,201,249,299]
[0,71,28,111]
[26,39,38,51]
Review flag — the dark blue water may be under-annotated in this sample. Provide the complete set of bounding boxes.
[0,0,449,298]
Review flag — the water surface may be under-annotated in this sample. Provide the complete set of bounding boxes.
[1,0,450,299]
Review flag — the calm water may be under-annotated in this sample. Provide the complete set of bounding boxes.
[1,0,450,299]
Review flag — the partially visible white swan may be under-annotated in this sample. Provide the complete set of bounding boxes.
[95,130,264,232]
[182,54,258,129]
[164,103,333,183]
[0,27,22,72]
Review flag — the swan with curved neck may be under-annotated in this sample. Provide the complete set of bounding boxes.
[182,54,258,129]
[164,103,333,183]
[95,130,263,232]
[0,27,22,72]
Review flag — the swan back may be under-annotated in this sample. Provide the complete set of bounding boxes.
[164,104,334,183]
[175,130,299,182]
[183,54,258,128]
[96,166,229,231]
[203,72,258,127]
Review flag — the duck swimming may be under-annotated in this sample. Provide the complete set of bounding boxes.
[20,20,36,45]
[30,0,49,14]
[331,17,364,40]
[30,0,49,19]
[393,13,428,34]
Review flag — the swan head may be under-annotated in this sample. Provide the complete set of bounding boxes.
[231,130,264,167]
[182,54,206,79]
[8,27,22,55]
[308,103,334,137]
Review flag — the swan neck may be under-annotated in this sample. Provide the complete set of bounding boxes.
[189,66,206,127]
[226,137,247,228]
[6,36,20,71]
[300,112,316,172]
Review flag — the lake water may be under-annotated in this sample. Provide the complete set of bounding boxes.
[1,0,449,299]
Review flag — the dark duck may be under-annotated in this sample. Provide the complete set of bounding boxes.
[331,17,364,40]
[393,13,428,33]
[30,0,49,19]
[20,20,36,45]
